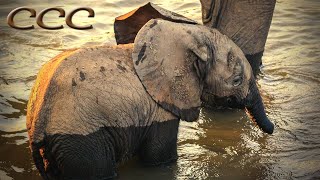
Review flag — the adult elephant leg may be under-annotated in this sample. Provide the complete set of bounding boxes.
[47,131,117,179]
[200,0,276,75]
[138,119,180,165]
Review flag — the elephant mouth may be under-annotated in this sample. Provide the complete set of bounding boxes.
[201,91,244,109]
[201,81,274,134]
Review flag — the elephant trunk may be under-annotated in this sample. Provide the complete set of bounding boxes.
[244,78,274,134]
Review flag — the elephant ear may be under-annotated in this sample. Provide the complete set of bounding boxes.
[114,2,197,44]
[133,19,209,122]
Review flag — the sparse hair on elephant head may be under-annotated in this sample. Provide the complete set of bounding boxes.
[133,19,274,134]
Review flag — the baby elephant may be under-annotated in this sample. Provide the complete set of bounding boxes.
[27,19,274,179]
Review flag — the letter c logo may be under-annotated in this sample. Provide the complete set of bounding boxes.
[66,7,95,30]
[7,7,95,30]
[37,7,65,30]
[7,7,36,30]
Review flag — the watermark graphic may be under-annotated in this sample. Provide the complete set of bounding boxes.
[7,7,95,30]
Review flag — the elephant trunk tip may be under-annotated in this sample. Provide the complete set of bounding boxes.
[245,108,274,134]
[259,118,274,134]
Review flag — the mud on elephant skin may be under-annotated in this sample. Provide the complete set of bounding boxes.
[27,19,274,179]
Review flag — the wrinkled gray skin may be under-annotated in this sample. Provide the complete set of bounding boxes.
[200,0,276,75]
[200,0,276,108]
[113,2,276,108]
[27,19,273,179]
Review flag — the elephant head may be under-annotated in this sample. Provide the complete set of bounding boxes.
[132,19,274,134]
[200,0,276,74]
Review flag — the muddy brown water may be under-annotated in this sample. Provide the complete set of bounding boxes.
[0,0,319,179]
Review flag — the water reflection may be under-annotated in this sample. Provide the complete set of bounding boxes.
[0,0,320,179]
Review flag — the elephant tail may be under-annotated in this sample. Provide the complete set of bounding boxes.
[31,141,49,180]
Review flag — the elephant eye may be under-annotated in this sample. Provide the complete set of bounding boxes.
[233,76,242,86]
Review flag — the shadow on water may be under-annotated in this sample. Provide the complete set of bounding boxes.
[176,108,272,179]
[0,0,320,179]
[117,108,273,179]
